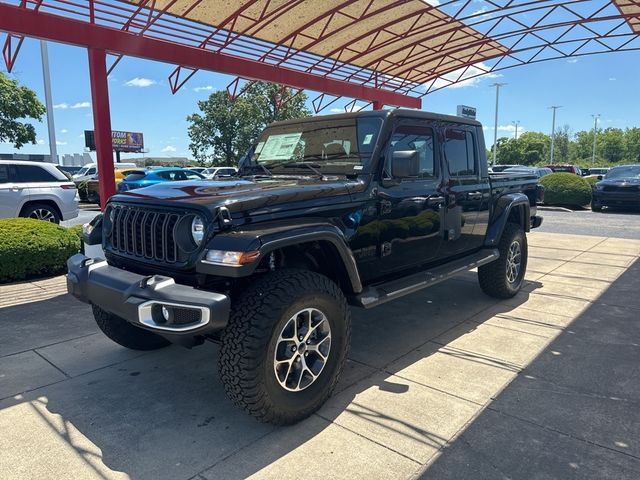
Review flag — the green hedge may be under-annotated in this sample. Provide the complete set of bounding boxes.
[0,218,82,283]
[539,172,592,207]
[585,176,600,186]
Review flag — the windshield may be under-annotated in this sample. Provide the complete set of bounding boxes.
[76,166,92,176]
[248,117,383,176]
[605,166,640,180]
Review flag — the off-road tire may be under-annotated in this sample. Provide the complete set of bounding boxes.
[591,202,603,212]
[478,222,528,299]
[219,269,351,425]
[92,304,170,350]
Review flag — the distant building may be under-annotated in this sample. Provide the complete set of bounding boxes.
[0,152,93,166]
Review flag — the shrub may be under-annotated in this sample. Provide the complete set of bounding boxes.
[539,172,592,207]
[585,176,600,186]
[0,218,81,283]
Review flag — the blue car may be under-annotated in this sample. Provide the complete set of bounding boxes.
[118,168,205,192]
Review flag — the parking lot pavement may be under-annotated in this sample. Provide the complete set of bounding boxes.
[537,208,640,240]
[1,231,639,479]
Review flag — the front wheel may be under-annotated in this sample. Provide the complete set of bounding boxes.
[478,223,528,299]
[219,269,351,425]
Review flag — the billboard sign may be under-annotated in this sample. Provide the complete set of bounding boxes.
[84,130,145,153]
[456,105,477,119]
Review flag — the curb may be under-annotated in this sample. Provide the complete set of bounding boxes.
[537,206,574,212]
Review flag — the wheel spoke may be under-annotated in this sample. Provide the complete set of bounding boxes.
[273,307,331,392]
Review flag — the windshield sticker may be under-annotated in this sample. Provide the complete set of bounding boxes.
[259,132,303,161]
[362,133,374,145]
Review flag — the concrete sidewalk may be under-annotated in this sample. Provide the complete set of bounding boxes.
[1,232,639,479]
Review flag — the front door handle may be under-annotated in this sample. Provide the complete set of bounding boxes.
[427,195,445,206]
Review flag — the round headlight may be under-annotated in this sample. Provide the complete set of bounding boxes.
[191,216,205,245]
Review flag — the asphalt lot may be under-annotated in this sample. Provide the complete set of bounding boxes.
[537,208,640,240]
[1,231,639,479]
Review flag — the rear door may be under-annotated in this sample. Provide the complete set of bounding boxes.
[16,164,72,215]
[0,164,27,218]
[439,125,490,258]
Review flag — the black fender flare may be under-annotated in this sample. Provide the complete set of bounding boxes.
[485,193,530,247]
[196,221,363,293]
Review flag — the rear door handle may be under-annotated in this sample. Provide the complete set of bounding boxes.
[427,195,445,206]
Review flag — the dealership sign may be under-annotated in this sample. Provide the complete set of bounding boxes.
[84,130,144,152]
[456,105,476,119]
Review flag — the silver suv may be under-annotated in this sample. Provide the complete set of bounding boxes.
[0,160,79,224]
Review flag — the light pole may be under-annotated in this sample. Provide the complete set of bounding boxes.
[512,120,520,140]
[40,40,58,164]
[549,106,561,164]
[491,83,507,166]
[591,114,600,166]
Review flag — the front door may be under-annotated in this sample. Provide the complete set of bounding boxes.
[377,122,444,274]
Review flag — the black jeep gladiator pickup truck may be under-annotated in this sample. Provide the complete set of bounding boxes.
[67,109,543,424]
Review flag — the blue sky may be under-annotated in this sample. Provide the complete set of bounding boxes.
[2,36,639,161]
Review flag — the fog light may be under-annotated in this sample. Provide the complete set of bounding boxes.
[204,249,260,266]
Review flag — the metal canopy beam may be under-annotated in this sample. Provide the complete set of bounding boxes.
[0,2,420,109]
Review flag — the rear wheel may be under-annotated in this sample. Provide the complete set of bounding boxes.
[478,222,528,299]
[92,304,170,350]
[219,269,351,425]
[592,202,603,212]
[21,203,60,224]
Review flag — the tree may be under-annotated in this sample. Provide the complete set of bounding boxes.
[552,125,571,164]
[0,72,45,148]
[600,127,625,163]
[187,82,311,166]
[625,127,640,163]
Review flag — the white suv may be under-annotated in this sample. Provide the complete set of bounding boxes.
[202,166,238,179]
[0,160,79,224]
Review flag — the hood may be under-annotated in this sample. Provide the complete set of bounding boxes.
[112,177,362,214]
[597,178,640,189]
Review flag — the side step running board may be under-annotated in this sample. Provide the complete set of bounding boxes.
[350,248,499,309]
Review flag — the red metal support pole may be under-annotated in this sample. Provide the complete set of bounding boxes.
[87,47,115,210]
[372,101,383,110]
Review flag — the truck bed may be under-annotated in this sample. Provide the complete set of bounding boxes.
[489,172,540,208]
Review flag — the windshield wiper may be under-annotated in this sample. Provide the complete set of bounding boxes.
[267,161,325,179]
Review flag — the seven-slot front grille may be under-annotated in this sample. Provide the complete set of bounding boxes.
[108,205,183,263]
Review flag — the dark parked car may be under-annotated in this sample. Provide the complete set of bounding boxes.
[68,109,542,425]
[490,164,522,173]
[592,165,640,211]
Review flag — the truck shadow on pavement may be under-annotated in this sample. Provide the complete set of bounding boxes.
[1,274,549,479]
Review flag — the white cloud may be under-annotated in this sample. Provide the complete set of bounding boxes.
[484,124,526,137]
[429,62,502,90]
[194,85,214,92]
[78,134,85,138]
[60,129,68,133]
[125,77,157,87]
[54,101,90,109]
[567,58,578,64]
[56,141,67,146]
[329,108,344,113]
[609,77,616,81]
[37,139,45,145]
[161,145,177,153]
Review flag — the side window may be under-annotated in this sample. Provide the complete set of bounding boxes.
[0,165,9,183]
[444,128,477,177]
[16,165,59,183]
[388,125,435,179]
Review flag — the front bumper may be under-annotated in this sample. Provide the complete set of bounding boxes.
[66,254,230,345]
[593,191,640,207]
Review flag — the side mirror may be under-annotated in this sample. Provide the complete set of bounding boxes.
[597,175,603,180]
[391,150,420,178]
